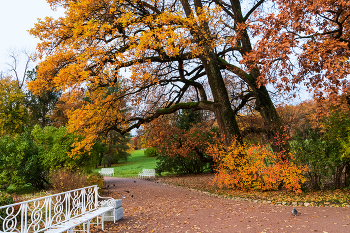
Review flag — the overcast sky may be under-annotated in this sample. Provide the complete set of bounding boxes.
[0,0,64,75]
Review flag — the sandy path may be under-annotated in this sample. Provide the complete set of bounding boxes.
[94,177,350,233]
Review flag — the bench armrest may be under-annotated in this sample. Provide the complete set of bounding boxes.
[98,195,115,207]
[98,195,122,210]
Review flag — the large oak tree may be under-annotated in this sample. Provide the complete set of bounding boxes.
[29,0,282,152]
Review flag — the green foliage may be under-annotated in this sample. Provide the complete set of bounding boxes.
[0,192,14,226]
[0,135,20,189]
[155,152,212,175]
[176,109,202,130]
[16,130,46,189]
[0,129,46,190]
[291,111,350,190]
[0,124,129,191]
[31,125,100,172]
[0,192,13,206]
[144,147,157,157]
[291,128,329,190]
[100,131,132,167]
[26,68,61,127]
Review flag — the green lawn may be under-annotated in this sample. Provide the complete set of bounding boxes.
[93,149,157,178]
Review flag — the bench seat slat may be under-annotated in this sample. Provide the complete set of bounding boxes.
[44,207,114,233]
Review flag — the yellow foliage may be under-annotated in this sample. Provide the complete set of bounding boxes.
[0,77,29,136]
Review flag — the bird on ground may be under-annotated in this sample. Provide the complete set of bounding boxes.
[113,184,115,186]
[131,195,134,198]
[134,180,136,183]
[122,195,126,199]
[292,208,298,216]
[125,190,130,193]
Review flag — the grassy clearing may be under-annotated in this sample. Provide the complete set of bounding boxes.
[94,150,157,178]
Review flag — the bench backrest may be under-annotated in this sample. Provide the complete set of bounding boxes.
[101,168,114,172]
[0,185,99,233]
[142,169,155,175]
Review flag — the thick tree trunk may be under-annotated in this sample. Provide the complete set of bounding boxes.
[203,52,242,147]
[181,0,280,148]
[180,0,241,148]
[249,68,284,152]
[252,82,284,148]
[229,0,284,149]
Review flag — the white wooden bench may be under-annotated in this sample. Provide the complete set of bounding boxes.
[0,185,123,233]
[99,168,114,176]
[138,169,155,179]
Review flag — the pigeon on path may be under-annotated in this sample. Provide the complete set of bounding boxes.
[125,190,130,193]
[134,180,136,183]
[292,208,298,216]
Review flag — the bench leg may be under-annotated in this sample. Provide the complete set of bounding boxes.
[86,220,91,233]
[101,213,105,230]
[114,209,116,223]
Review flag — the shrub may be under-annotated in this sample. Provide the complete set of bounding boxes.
[144,147,158,157]
[49,170,104,193]
[32,125,101,172]
[156,152,213,175]
[0,192,14,226]
[0,192,14,206]
[0,130,47,190]
[144,112,219,176]
[291,110,350,190]
[86,173,104,191]
[211,141,307,193]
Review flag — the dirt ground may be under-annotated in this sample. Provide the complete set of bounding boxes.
[94,177,350,233]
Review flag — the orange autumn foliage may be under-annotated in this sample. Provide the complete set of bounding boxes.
[236,100,318,144]
[143,113,219,160]
[49,91,84,127]
[28,0,289,153]
[211,141,308,193]
[246,0,350,110]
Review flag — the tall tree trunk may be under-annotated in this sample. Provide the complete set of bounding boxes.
[108,143,112,167]
[181,0,242,148]
[203,52,242,148]
[250,75,284,151]
[182,0,281,148]
[231,0,284,148]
